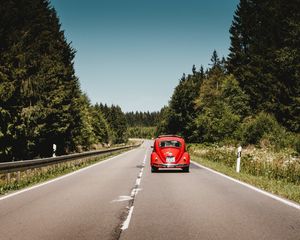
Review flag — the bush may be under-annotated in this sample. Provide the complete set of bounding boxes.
[237,112,285,146]
[294,136,300,155]
[264,131,297,150]
[193,102,240,143]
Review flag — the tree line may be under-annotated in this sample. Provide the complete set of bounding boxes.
[0,0,127,161]
[125,111,160,139]
[1,0,299,161]
[125,111,160,127]
[157,0,300,150]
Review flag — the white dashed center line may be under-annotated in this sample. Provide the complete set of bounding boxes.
[120,149,148,231]
[121,206,134,230]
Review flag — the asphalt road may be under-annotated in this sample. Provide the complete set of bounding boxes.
[0,140,299,240]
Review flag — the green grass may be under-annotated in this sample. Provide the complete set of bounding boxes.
[0,149,128,196]
[190,144,300,204]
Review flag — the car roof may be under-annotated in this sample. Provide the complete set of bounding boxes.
[156,135,184,142]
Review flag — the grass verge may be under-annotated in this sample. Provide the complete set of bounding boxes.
[190,145,300,204]
[0,149,129,196]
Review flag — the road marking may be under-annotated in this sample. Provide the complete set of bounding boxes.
[135,178,141,186]
[130,188,142,198]
[0,148,140,201]
[192,161,300,210]
[120,148,148,232]
[121,206,134,230]
[112,196,133,202]
[130,188,136,197]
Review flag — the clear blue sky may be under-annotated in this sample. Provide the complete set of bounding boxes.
[50,0,239,112]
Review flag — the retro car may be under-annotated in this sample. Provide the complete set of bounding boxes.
[150,135,190,172]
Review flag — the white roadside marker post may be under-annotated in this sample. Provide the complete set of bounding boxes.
[53,144,57,157]
[236,145,242,173]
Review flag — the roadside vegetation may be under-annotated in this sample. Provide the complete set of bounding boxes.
[189,144,300,203]
[0,149,129,196]
[0,1,127,162]
[156,1,299,144]
[156,0,300,202]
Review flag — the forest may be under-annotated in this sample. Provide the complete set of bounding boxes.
[125,111,159,139]
[125,111,160,127]
[156,0,300,153]
[0,0,127,161]
[1,0,299,162]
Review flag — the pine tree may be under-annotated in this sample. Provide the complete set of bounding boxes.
[192,65,196,75]
[100,105,127,144]
[0,0,95,160]
[210,50,220,67]
[158,65,205,139]
[227,0,300,132]
[199,65,205,79]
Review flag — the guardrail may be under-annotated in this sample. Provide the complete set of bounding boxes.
[0,144,141,174]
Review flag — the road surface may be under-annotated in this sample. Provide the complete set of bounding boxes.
[0,140,299,240]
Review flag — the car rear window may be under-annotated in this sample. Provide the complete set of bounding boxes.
[159,140,181,148]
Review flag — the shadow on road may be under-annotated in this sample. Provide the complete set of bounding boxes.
[152,169,189,173]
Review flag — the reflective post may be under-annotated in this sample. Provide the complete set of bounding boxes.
[236,145,242,173]
[7,173,11,184]
[53,144,57,157]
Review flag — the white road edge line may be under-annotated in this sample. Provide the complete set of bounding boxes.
[121,206,134,230]
[0,148,140,201]
[191,161,300,210]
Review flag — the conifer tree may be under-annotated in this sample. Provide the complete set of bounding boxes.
[157,65,205,139]
[228,0,300,132]
[0,0,96,159]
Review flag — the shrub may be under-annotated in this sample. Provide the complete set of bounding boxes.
[263,131,296,150]
[294,135,300,155]
[193,102,240,143]
[237,112,285,146]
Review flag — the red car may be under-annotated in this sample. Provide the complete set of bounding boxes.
[150,135,190,172]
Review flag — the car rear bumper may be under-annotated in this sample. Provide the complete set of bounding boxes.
[151,163,189,168]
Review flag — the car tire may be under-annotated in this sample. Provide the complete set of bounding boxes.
[151,166,158,173]
[182,166,189,173]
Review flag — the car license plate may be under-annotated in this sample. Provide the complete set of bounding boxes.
[166,156,175,163]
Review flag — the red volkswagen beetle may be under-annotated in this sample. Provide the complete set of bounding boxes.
[150,135,190,172]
